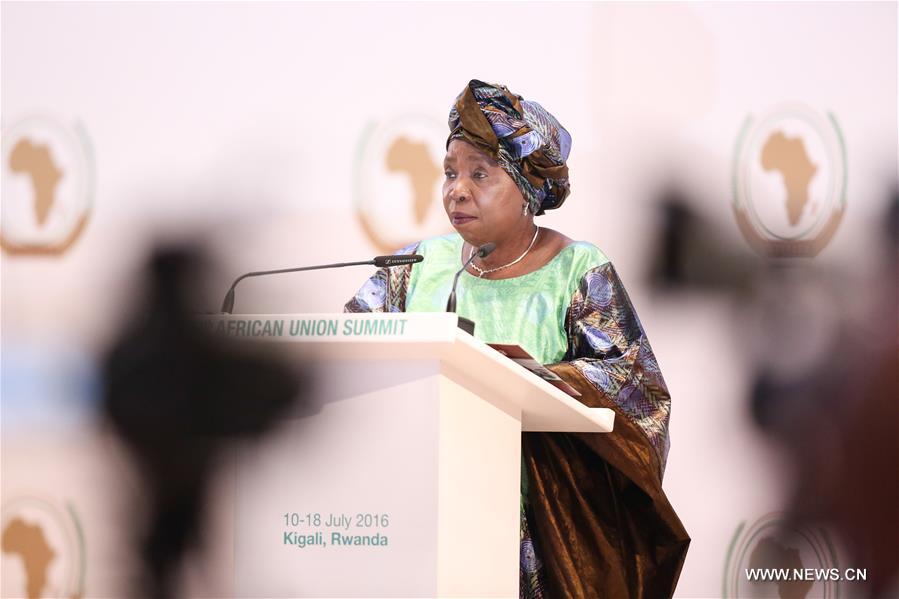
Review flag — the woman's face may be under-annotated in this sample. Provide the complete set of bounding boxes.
[442,140,528,248]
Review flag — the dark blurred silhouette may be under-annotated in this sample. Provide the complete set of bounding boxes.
[102,246,308,599]
[650,189,762,295]
[648,187,899,597]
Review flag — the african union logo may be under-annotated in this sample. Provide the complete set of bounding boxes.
[353,114,453,252]
[1,116,95,256]
[732,104,846,257]
[1,495,86,599]
[722,512,841,599]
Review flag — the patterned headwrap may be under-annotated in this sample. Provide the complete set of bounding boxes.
[447,79,572,215]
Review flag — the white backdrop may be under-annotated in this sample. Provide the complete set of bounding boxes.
[2,2,896,597]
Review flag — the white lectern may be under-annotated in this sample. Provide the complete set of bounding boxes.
[203,313,614,598]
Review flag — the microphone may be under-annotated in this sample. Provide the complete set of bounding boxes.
[446,242,495,334]
[221,254,423,314]
[373,255,422,267]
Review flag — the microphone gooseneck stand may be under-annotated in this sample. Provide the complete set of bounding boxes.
[220,254,423,314]
[446,242,496,335]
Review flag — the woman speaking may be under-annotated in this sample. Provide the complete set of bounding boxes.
[346,80,689,598]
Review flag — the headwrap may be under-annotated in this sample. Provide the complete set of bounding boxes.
[447,79,572,215]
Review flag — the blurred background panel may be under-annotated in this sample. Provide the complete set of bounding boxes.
[2,2,896,597]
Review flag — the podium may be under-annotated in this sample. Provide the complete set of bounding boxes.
[204,313,614,598]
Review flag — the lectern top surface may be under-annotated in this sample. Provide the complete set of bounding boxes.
[200,313,614,433]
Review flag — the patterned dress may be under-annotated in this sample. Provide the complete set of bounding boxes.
[345,233,688,598]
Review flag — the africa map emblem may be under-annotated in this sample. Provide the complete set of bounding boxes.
[722,512,842,599]
[353,114,453,252]
[1,116,95,256]
[732,104,847,257]
[1,495,86,599]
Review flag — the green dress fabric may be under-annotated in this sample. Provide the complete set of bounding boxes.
[405,233,609,364]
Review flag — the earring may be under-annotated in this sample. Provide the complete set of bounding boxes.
[522,203,529,216]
